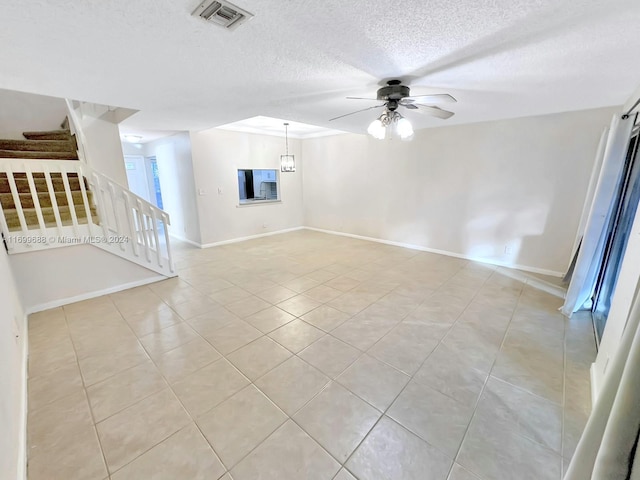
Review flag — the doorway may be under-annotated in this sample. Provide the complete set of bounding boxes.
[592,123,640,343]
[147,156,164,209]
[124,155,164,209]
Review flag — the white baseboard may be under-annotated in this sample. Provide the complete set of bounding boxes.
[25,275,166,314]
[175,225,564,277]
[169,234,201,248]
[304,226,565,278]
[199,227,305,249]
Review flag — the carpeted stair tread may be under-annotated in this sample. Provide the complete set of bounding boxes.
[0,139,77,153]
[3,205,98,231]
[0,191,93,210]
[0,173,83,194]
[0,149,78,160]
[22,130,73,141]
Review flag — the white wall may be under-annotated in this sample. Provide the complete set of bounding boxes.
[189,129,304,245]
[81,117,128,187]
[0,88,67,139]
[0,247,26,480]
[144,133,201,244]
[303,106,617,275]
[123,155,152,202]
[9,245,163,312]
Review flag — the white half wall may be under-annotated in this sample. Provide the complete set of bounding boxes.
[0,247,26,480]
[9,245,164,313]
[189,129,304,245]
[0,88,67,139]
[303,106,618,274]
[144,133,201,244]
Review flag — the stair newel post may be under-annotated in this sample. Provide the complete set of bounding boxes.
[150,209,162,267]
[77,165,96,236]
[107,182,125,251]
[90,172,110,241]
[43,167,64,236]
[162,213,174,274]
[60,166,81,236]
[5,163,29,236]
[122,192,139,258]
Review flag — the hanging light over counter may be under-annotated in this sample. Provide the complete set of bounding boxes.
[280,122,295,172]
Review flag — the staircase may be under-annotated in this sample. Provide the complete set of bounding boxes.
[0,115,175,277]
[0,117,79,160]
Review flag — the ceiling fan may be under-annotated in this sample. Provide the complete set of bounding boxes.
[330,80,457,139]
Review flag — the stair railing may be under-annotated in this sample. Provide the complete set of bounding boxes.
[0,158,174,276]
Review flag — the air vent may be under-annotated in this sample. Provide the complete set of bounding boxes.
[192,0,253,30]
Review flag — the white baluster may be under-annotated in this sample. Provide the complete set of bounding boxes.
[5,164,29,235]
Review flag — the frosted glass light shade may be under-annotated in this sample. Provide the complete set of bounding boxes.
[367,119,386,139]
[396,117,414,140]
[280,154,295,172]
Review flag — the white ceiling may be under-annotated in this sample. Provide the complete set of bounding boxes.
[215,116,346,138]
[1,0,639,135]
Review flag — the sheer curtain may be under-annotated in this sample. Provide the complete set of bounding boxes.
[562,115,635,316]
[565,280,640,479]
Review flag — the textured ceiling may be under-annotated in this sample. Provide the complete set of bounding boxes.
[0,0,639,135]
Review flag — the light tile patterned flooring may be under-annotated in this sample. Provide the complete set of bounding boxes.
[27,230,596,480]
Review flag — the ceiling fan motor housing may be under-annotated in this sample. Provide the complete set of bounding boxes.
[376,81,410,101]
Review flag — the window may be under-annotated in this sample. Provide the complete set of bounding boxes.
[238,169,279,204]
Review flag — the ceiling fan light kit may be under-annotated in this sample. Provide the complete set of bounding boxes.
[331,80,457,140]
[367,110,414,140]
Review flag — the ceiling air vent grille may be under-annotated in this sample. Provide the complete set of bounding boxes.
[192,0,253,30]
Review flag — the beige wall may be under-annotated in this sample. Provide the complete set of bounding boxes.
[0,247,26,479]
[302,106,618,275]
[189,129,304,245]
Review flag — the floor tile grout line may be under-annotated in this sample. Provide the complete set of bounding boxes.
[448,271,524,480]
[405,267,506,480]
[450,274,565,479]
[112,321,233,477]
[299,261,497,474]
[28,235,578,480]
[60,300,116,478]
[133,255,490,475]
[104,285,243,478]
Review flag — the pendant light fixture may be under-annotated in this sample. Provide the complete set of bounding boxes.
[280,122,295,172]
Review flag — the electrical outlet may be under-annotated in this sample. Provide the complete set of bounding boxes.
[217,187,223,195]
[262,223,268,229]
[504,245,513,255]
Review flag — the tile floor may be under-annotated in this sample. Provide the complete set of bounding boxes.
[26,230,596,480]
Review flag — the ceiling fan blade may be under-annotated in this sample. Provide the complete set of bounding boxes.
[405,93,457,104]
[329,104,386,121]
[409,104,455,119]
[403,103,418,109]
[345,96,380,101]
